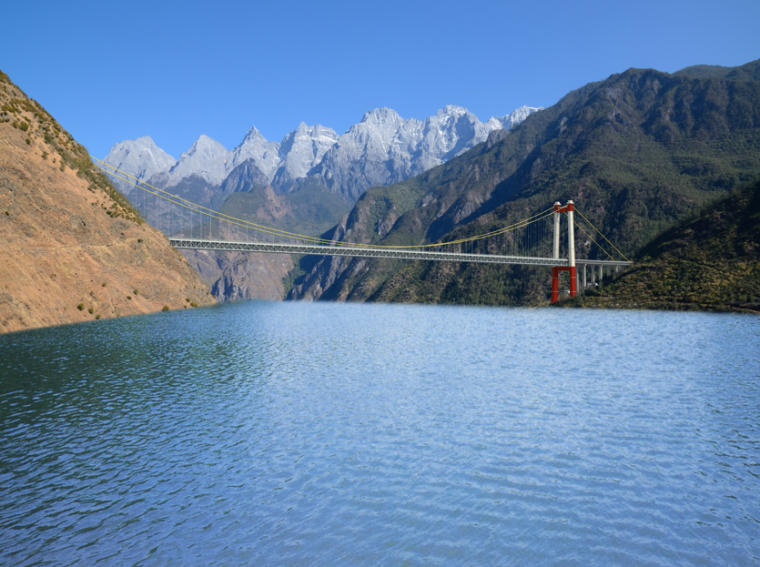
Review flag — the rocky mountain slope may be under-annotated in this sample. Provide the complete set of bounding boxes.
[0,70,214,334]
[563,177,760,312]
[289,60,760,306]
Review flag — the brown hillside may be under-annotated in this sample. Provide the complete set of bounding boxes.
[0,70,214,334]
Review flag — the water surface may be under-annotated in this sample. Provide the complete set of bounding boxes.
[1,302,759,565]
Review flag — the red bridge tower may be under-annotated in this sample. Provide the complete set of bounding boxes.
[551,201,576,304]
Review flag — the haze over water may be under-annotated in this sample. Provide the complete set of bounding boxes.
[1,302,759,566]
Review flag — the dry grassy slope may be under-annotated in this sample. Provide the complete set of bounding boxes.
[0,71,215,334]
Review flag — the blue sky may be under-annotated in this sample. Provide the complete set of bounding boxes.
[2,0,758,158]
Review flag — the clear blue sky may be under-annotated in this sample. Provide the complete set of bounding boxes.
[2,0,758,159]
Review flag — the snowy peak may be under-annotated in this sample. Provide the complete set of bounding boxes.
[274,123,339,187]
[166,135,229,186]
[360,107,404,125]
[230,127,281,180]
[240,125,268,144]
[346,107,406,150]
[438,104,468,117]
[102,136,176,193]
[183,134,227,158]
[484,105,542,132]
[280,123,339,152]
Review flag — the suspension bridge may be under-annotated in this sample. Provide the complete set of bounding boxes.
[93,157,632,303]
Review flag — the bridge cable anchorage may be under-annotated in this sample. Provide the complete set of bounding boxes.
[92,156,554,249]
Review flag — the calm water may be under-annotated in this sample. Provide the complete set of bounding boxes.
[1,302,759,566]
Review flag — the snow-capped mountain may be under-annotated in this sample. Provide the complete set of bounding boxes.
[148,134,228,188]
[103,105,541,201]
[484,105,538,132]
[102,136,176,195]
[228,126,282,181]
[310,105,541,199]
[272,123,340,189]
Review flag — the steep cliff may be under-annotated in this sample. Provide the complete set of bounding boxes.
[0,70,214,334]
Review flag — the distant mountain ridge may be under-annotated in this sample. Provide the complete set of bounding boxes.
[104,104,541,202]
[102,104,541,303]
[288,59,760,305]
[674,63,760,81]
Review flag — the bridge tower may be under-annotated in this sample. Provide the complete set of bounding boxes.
[551,200,576,303]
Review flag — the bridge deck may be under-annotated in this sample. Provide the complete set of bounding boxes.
[169,239,632,268]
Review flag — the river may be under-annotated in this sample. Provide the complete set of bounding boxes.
[1,301,759,565]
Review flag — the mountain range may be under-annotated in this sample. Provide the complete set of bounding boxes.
[103,104,540,302]
[104,105,540,202]
[288,59,760,305]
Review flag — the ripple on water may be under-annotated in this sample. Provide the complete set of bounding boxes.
[1,302,759,566]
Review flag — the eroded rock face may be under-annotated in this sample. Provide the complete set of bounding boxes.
[181,250,293,302]
[272,123,340,189]
[217,159,270,205]
[0,71,215,334]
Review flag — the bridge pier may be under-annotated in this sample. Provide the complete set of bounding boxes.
[552,267,558,303]
[551,266,577,303]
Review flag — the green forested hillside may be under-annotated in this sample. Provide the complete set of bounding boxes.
[564,178,760,312]
[289,59,760,306]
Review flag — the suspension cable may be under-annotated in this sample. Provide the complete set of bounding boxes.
[94,156,554,249]
[574,208,631,262]
[567,214,616,261]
